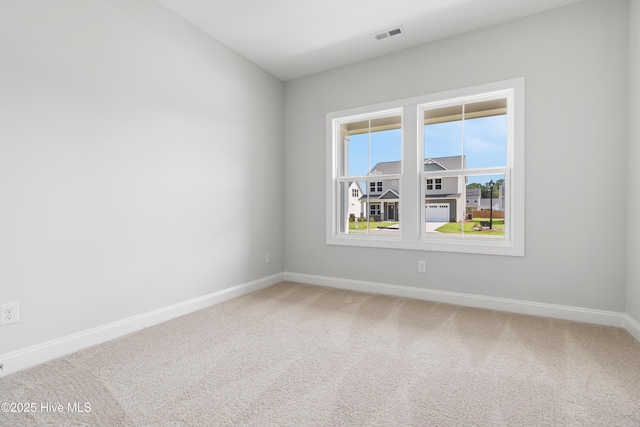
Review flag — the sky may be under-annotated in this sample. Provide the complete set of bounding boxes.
[347,114,507,186]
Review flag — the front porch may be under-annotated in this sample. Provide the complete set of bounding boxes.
[368,200,399,221]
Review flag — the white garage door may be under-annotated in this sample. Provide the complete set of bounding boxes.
[425,203,450,222]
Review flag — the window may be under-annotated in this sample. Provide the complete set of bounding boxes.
[329,109,402,236]
[426,178,442,190]
[370,181,383,192]
[422,94,509,242]
[326,78,524,256]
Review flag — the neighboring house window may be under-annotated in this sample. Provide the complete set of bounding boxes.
[426,178,442,190]
[327,78,524,256]
[370,181,383,192]
[352,188,359,197]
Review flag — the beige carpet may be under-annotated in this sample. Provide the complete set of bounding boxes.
[1,281,640,426]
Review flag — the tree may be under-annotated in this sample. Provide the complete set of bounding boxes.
[467,179,504,198]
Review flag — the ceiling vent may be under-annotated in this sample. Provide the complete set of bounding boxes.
[374,26,403,41]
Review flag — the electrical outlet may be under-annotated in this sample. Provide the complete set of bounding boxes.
[418,260,426,273]
[0,302,19,325]
[265,252,271,264]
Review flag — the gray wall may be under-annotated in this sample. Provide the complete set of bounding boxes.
[628,0,640,322]
[284,0,629,311]
[0,0,284,354]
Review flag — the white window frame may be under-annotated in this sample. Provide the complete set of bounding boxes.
[326,78,524,256]
[327,108,403,239]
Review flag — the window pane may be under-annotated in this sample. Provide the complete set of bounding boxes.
[370,116,402,174]
[464,99,507,169]
[345,132,369,177]
[424,173,506,239]
[424,173,461,237]
[344,179,400,236]
[424,105,463,162]
[342,114,401,177]
[338,181,365,234]
[463,174,506,240]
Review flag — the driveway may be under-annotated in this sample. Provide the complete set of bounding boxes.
[425,222,448,233]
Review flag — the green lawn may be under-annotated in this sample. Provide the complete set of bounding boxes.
[436,219,505,235]
[349,221,399,230]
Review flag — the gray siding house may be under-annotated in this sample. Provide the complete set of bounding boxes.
[360,155,466,222]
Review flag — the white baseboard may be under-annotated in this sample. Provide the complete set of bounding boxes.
[284,271,630,330]
[0,273,283,377]
[623,314,640,342]
[4,271,637,377]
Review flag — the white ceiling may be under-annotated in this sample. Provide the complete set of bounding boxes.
[155,0,585,81]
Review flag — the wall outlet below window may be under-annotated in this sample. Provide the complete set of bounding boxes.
[265,252,271,264]
[418,260,426,273]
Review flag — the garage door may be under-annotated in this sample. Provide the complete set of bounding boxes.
[425,203,450,222]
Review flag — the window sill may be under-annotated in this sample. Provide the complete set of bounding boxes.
[326,234,524,256]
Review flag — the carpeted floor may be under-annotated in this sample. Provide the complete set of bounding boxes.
[1,281,640,426]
